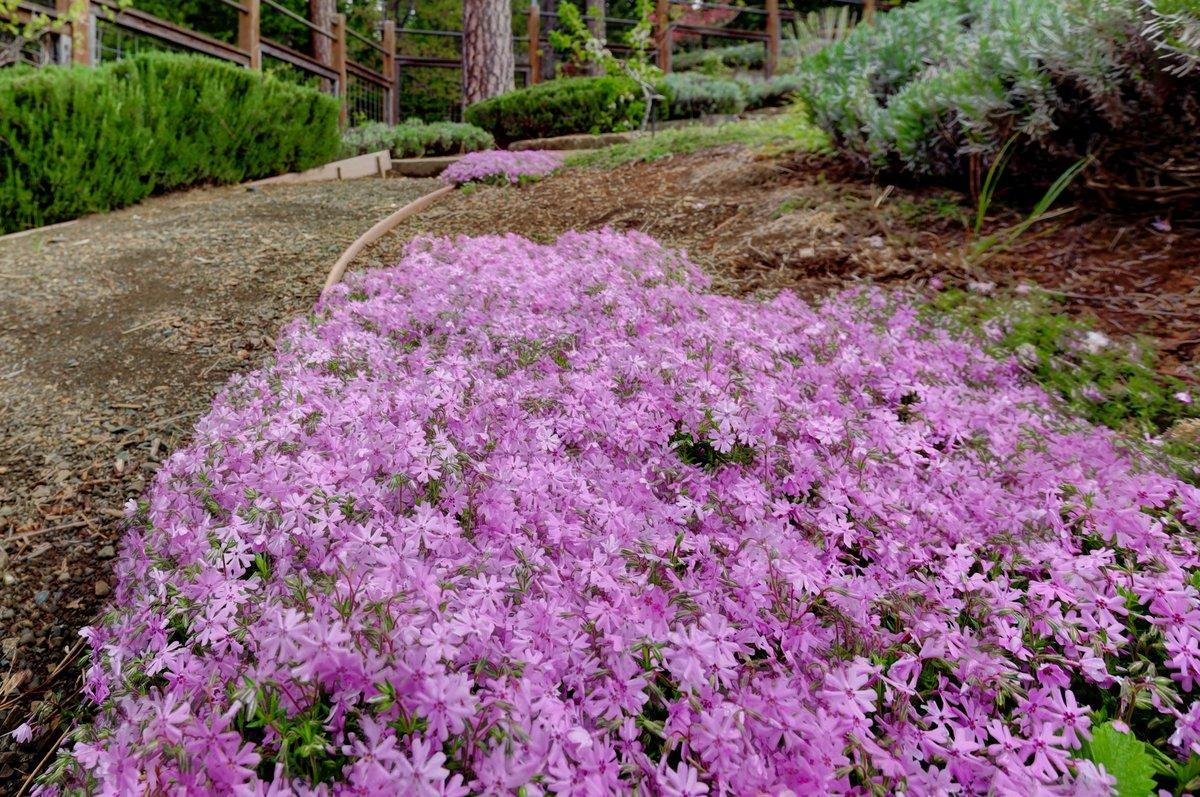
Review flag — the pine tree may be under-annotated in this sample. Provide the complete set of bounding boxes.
[463,0,515,104]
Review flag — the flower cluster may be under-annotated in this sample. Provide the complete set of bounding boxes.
[44,231,1200,795]
[439,149,564,186]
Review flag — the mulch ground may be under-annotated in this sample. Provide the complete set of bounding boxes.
[0,177,438,790]
[0,145,1196,790]
[368,148,1200,375]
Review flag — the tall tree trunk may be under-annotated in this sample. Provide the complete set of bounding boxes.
[463,0,515,105]
[311,0,334,66]
[586,0,605,76]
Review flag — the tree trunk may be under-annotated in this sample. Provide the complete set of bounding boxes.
[310,0,334,66]
[586,0,605,76]
[463,0,514,105]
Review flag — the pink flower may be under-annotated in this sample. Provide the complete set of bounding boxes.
[44,230,1200,794]
[440,150,563,185]
[659,762,710,796]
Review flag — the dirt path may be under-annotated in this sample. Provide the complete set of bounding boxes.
[0,176,437,788]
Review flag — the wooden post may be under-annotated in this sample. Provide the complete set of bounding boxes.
[382,20,397,124]
[56,0,92,65]
[655,0,670,72]
[863,0,876,25]
[527,1,540,85]
[765,0,779,79]
[332,13,348,126]
[238,0,261,70]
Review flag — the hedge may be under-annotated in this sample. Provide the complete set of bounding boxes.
[464,76,646,143]
[340,120,494,159]
[0,53,340,235]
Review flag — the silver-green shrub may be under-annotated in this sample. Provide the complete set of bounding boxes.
[660,72,748,118]
[341,120,495,159]
[796,0,1196,178]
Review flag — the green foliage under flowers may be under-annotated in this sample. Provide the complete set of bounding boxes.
[464,76,647,143]
[928,288,1200,480]
[340,120,495,159]
[1081,722,1159,797]
[0,53,339,235]
[794,0,1197,180]
[566,110,828,168]
[660,72,747,118]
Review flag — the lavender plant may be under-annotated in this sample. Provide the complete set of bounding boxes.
[796,0,1195,182]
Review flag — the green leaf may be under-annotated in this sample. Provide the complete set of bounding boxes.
[1081,722,1158,797]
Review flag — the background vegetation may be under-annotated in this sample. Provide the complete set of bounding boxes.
[0,53,339,234]
[465,74,646,142]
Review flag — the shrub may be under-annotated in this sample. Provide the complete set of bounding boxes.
[464,75,646,143]
[671,40,809,74]
[39,230,1200,794]
[439,149,563,185]
[743,73,806,109]
[673,41,767,73]
[660,72,747,118]
[340,120,495,159]
[0,53,339,235]
[795,0,1200,188]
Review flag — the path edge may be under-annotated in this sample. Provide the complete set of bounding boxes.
[322,184,456,294]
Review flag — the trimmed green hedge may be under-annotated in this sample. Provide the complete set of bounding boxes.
[0,53,340,235]
[340,120,494,159]
[464,76,646,143]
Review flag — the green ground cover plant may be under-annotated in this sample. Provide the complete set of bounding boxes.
[0,53,339,235]
[744,73,807,109]
[660,72,747,118]
[340,120,494,159]
[566,109,828,167]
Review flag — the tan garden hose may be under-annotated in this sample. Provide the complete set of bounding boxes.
[322,184,455,294]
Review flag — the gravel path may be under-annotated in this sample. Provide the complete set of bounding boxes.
[0,176,437,788]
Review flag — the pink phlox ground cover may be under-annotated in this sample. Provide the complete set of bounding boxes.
[439,150,564,186]
[41,230,1200,795]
